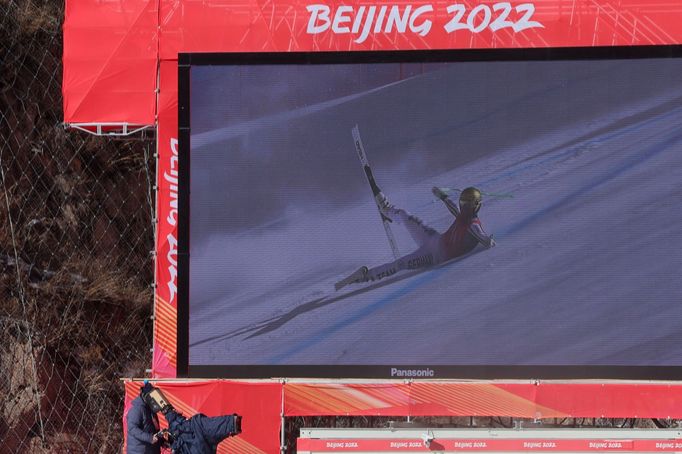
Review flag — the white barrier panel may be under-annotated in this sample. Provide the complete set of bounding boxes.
[298,428,682,453]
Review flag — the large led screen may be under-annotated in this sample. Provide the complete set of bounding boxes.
[179,49,682,378]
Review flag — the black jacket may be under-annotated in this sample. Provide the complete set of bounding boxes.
[166,410,239,454]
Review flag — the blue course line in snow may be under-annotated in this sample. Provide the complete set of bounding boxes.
[416,105,682,212]
[271,125,682,363]
[494,127,682,239]
[476,105,682,190]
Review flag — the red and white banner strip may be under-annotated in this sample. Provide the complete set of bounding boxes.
[298,438,682,452]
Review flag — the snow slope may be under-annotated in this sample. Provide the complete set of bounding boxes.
[188,59,682,367]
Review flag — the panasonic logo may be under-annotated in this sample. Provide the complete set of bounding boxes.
[390,368,435,377]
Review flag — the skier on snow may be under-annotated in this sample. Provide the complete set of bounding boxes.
[335,186,495,290]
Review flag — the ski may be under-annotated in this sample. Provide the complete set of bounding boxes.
[352,125,400,260]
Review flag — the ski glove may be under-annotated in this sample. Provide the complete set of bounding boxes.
[431,186,449,200]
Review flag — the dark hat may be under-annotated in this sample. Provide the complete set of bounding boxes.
[140,381,154,396]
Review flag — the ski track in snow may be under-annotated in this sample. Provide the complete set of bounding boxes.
[189,80,682,367]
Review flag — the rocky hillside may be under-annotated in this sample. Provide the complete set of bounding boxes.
[1,0,154,451]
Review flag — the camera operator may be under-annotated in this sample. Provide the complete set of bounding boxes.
[127,383,162,454]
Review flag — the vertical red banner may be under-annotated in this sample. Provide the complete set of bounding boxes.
[154,60,179,378]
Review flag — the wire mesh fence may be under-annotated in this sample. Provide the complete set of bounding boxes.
[3,1,682,453]
[1,0,155,451]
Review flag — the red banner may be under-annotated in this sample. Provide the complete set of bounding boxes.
[284,383,413,416]
[159,0,682,58]
[284,382,682,419]
[153,60,179,378]
[515,383,682,419]
[123,380,282,453]
[64,0,682,126]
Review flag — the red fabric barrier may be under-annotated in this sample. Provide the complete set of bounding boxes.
[285,382,682,419]
[284,382,413,416]
[515,383,682,418]
[63,0,158,125]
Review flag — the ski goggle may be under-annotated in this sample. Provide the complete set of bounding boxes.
[460,198,481,207]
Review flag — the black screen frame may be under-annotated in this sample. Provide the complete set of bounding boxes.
[177,45,682,379]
